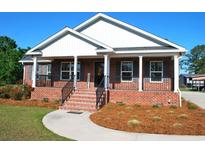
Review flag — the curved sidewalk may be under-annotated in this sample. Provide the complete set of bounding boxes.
[43,110,205,141]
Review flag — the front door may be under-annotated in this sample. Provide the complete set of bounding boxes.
[94,62,104,87]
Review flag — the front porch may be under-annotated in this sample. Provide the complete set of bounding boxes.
[29,55,180,109]
[32,55,178,92]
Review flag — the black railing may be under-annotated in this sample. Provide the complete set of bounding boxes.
[61,76,75,104]
[96,76,106,110]
[36,74,52,87]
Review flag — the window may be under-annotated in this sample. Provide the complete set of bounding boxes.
[150,61,163,82]
[36,64,52,80]
[61,62,80,80]
[121,61,133,81]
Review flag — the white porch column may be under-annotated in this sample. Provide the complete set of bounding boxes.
[174,55,179,92]
[32,56,37,88]
[104,54,109,90]
[74,56,78,90]
[138,56,143,91]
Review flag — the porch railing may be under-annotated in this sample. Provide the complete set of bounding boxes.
[96,76,106,110]
[36,74,52,87]
[61,75,75,104]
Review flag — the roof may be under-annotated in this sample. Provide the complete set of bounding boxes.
[180,74,205,78]
[26,26,113,56]
[74,13,186,52]
[21,13,187,62]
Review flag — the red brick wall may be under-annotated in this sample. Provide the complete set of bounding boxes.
[31,87,62,101]
[109,90,180,106]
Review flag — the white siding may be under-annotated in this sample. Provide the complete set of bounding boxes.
[80,20,161,48]
[42,33,98,57]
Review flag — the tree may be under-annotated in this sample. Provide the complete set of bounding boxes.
[0,36,28,84]
[181,45,205,74]
[0,36,17,52]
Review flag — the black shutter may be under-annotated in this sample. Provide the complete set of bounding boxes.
[163,61,167,78]
[133,60,139,78]
[144,60,150,78]
[80,62,84,81]
[115,61,121,82]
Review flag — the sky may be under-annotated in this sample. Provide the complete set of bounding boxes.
[0,12,205,73]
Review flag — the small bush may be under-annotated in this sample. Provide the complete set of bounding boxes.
[152,104,162,109]
[117,111,125,116]
[116,102,124,106]
[125,106,133,110]
[167,110,175,114]
[177,114,188,119]
[187,102,198,110]
[170,105,177,109]
[173,123,183,128]
[151,116,161,121]
[133,104,141,108]
[127,119,141,127]
[42,98,49,102]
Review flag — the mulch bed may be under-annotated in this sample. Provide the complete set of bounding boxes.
[0,98,59,109]
[90,100,205,135]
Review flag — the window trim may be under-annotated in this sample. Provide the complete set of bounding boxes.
[149,61,163,83]
[60,62,80,81]
[121,61,133,82]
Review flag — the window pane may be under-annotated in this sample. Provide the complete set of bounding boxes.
[151,62,162,71]
[151,72,162,81]
[122,72,132,81]
[62,72,70,80]
[62,63,70,71]
[48,64,51,73]
[122,62,132,71]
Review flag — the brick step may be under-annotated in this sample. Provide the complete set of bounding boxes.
[65,100,96,105]
[72,93,96,98]
[75,90,95,94]
[61,104,96,112]
[69,97,96,103]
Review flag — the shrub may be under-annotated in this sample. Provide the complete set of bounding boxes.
[167,110,175,114]
[133,104,141,108]
[10,86,23,100]
[42,98,49,102]
[173,123,183,128]
[116,102,124,106]
[152,104,162,109]
[170,105,177,109]
[125,106,133,110]
[187,102,198,110]
[177,114,188,119]
[127,119,141,127]
[151,116,161,121]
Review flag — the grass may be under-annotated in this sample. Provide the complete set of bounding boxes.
[0,104,70,141]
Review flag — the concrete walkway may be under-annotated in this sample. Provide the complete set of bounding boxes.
[43,110,205,141]
[181,91,205,108]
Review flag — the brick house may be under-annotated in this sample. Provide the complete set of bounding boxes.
[20,13,186,111]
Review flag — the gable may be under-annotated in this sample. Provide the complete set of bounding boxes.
[77,18,168,48]
[41,32,99,57]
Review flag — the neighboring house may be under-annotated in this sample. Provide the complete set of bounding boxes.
[20,13,186,111]
[179,74,205,90]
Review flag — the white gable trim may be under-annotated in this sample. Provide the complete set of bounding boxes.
[74,13,186,52]
[26,27,113,56]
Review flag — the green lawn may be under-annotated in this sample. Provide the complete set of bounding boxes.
[0,104,71,141]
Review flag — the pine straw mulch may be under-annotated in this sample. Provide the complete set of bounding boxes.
[0,98,59,109]
[90,100,205,135]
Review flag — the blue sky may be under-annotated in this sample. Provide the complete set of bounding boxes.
[0,12,205,52]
